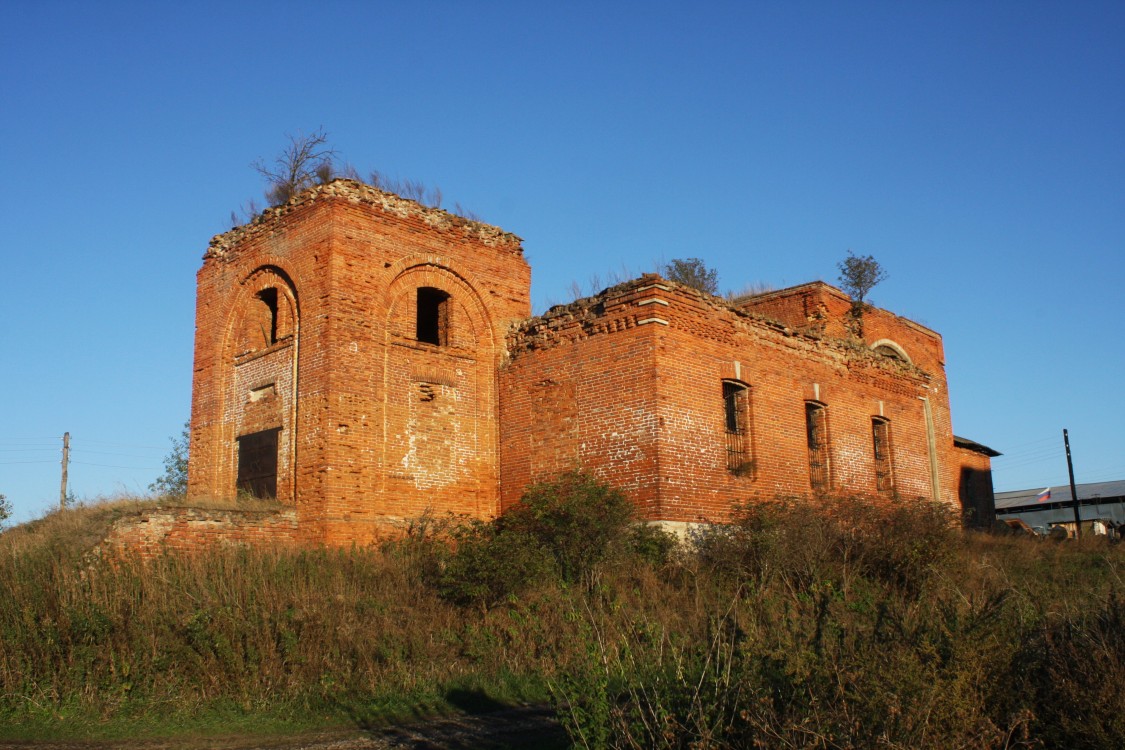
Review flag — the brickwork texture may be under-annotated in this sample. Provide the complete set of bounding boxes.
[185,179,996,546]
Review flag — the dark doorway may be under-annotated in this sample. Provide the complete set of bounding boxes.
[237,427,280,499]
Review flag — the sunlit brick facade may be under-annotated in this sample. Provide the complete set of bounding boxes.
[186,180,995,545]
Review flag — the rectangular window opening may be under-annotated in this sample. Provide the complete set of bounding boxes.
[257,288,278,345]
[872,417,894,493]
[416,287,450,346]
[237,427,280,499]
[806,402,830,491]
[723,381,753,476]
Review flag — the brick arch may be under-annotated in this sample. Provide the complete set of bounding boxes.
[383,264,492,351]
[379,260,500,518]
[224,265,300,358]
[870,338,912,364]
[211,265,300,505]
[383,254,497,350]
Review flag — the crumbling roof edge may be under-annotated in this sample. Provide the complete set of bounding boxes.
[735,280,941,340]
[732,280,845,305]
[511,274,931,377]
[206,179,522,260]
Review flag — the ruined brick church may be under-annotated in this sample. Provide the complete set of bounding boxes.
[185,179,996,545]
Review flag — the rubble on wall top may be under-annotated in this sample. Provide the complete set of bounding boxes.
[513,273,790,341]
[734,280,940,339]
[206,179,523,260]
[510,273,929,375]
[731,279,846,305]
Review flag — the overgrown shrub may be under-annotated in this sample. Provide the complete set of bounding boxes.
[427,472,650,610]
[691,494,959,598]
[555,495,1035,749]
[1014,593,1125,749]
[3,487,1123,747]
[428,519,554,610]
[625,522,678,568]
[500,471,638,584]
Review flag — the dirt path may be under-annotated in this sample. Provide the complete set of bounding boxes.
[0,707,568,750]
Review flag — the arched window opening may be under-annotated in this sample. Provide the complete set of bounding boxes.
[416,287,450,346]
[722,381,753,476]
[257,288,279,345]
[872,417,894,493]
[871,340,910,363]
[805,402,830,491]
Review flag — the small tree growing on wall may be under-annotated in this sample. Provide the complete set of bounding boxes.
[837,250,887,336]
[253,128,338,206]
[663,258,719,295]
[837,250,887,305]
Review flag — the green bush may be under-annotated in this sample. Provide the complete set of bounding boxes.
[501,471,637,584]
[428,519,553,610]
[690,494,958,598]
[625,522,678,568]
[426,471,662,609]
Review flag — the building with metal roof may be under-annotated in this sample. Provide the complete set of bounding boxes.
[995,479,1125,536]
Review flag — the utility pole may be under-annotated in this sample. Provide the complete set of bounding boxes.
[1064,428,1081,539]
[59,432,70,509]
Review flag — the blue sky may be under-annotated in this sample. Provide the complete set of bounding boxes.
[2,1,1122,524]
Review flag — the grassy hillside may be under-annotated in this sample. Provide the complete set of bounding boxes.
[1,480,1122,748]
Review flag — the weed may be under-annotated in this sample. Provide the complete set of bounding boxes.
[1,487,1122,747]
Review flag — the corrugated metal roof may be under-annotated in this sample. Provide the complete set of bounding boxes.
[995,479,1125,510]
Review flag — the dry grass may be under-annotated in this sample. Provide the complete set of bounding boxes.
[1,492,1123,747]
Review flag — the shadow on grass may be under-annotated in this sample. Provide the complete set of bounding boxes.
[336,687,568,750]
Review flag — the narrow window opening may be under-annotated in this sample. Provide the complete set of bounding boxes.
[416,287,450,346]
[805,402,830,491]
[257,288,279,345]
[723,381,753,475]
[237,427,280,499]
[872,417,894,493]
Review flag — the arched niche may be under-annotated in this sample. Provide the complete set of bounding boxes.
[230,266,299,358]
[217,265,300,503]
[380,262,498,515]
[870,338,911,364]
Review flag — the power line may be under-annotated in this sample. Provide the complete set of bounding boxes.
[998,435,1058,451]
[73,449,161,460]
[78,439,165,449]
[71,461,157,471]
[0,436,63,442]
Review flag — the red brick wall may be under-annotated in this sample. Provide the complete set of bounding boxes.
[188,181,530,545]
[499,281,665,514]
[100,508,300,557]
[955,445,997,528]
[501,276,964,524]
[188,180,987,547]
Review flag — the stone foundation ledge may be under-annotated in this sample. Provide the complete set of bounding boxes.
[98,506,300,557]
